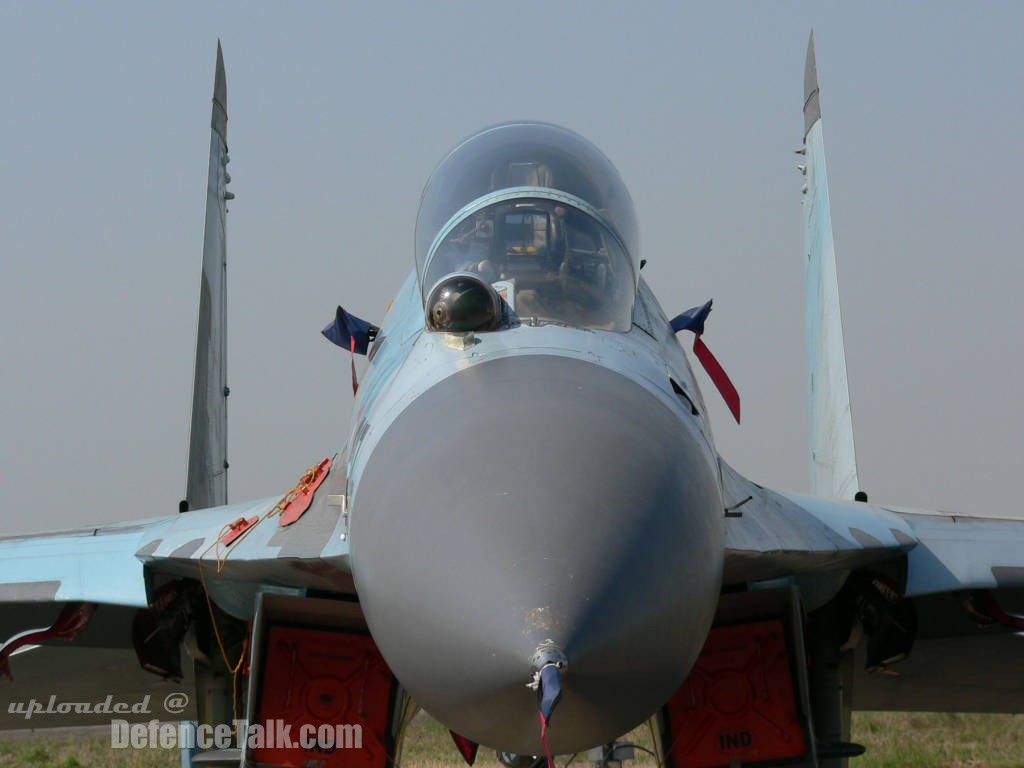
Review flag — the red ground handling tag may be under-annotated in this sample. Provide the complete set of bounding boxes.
[222,516,259,546]
[278,458,332,526]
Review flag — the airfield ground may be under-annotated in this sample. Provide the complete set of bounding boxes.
[2,712,1022,767]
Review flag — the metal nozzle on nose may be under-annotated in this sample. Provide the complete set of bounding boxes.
[528,641,568,714]
[530,641,568,682]
[528,642,567,768]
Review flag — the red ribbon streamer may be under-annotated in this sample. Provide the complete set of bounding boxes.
[0,602,97,681]
[449,731,479,766]
[693,334,741,423]
[539,712,556,768]
[350,335,359,395]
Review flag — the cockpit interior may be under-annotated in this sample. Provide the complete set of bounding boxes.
[425,197,633,330]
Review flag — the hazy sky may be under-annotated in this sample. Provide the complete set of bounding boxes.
[1,2,1021,534]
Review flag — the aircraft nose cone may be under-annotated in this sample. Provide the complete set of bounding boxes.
[350,354,724,753]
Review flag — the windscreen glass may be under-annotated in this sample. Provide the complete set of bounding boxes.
[416,122,639,287]
[426,198,633,331]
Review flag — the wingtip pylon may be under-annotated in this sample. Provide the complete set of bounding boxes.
[212,40,227,144]
[803,30,820,138]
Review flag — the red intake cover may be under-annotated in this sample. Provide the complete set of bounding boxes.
[253,626,395,768]
[664,620,808,768]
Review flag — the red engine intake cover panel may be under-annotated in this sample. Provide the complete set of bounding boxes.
[252,625,396,768]
[664,619,808,768]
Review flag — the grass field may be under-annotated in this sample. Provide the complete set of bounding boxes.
[2,713,1023,768]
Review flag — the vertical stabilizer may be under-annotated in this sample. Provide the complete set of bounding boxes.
[185,41,231,511]
[802,33,860,500]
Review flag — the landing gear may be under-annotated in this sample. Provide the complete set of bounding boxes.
[498,740,642,768]
[497,752,545,768]
[806,599,859,768]
[806,569,915,767]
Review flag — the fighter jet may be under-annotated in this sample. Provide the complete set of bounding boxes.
[3,35,1024,768]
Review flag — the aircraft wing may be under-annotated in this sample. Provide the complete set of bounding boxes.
[0,627,196,730]
[722,457,1024,595]
[721,457,1024,590]
[720,458,914,585]
[0,458,353,728]
[851,504,1024,712]
[722,457,1024,712]
[0,512,211,729]
[0,486,353,611]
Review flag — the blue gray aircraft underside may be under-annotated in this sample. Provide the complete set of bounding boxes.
[3,34,1024,768]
